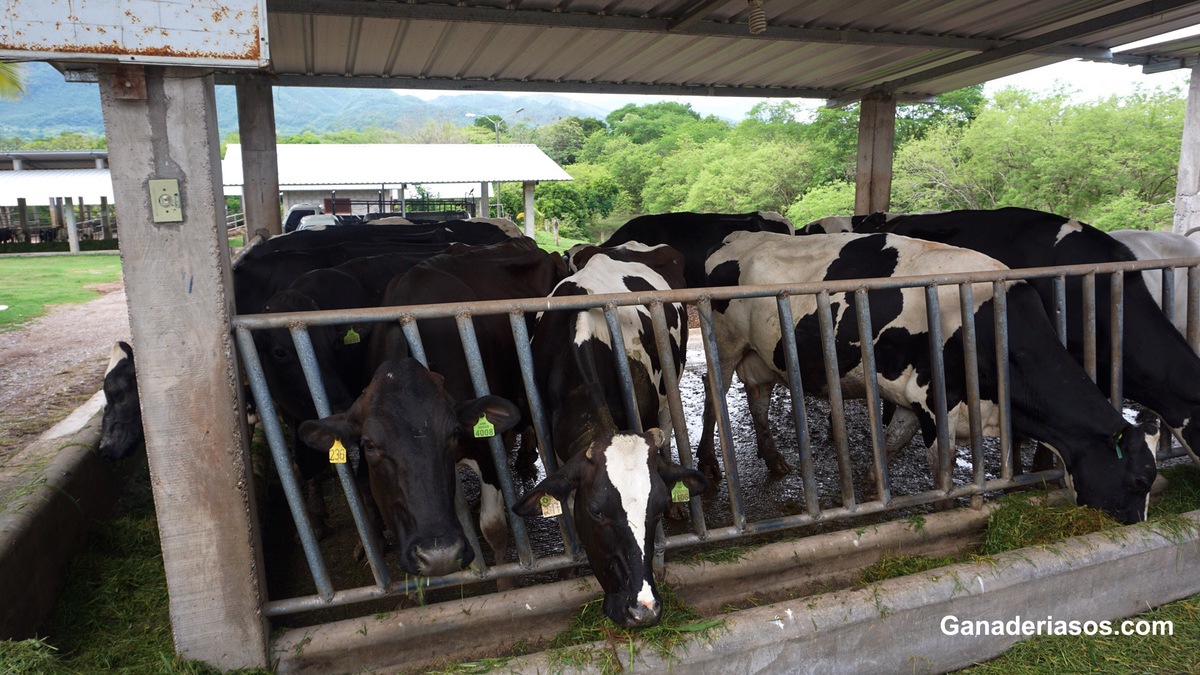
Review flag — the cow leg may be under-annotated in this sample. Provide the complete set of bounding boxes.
[514,426,539,478]
[884,407,921,458]
[478,480,513,591]
[697,380,725,481]
[290,424,329,540]
[746,380,790,474]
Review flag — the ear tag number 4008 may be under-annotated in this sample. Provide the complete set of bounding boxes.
[474,415,495,438]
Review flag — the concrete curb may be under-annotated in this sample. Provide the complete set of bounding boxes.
[512,512,1200,674]
[0,391,134,639]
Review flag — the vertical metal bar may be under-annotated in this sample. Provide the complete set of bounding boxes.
[1162,265,1176,328]
[455,313,535,568]
[602,304,643,433]
[816,291,856,510]
[1109,271,1124,409]
[697,299,747,531]
[508,311,582,558]
[1188,266,1200,353]
[924,285,953,494]
[1052,275,1067,347]
[289,326,391,588]
[853,289,890,505]
[234,327,335,600]
[993,282,1014,482]
[648,302,708,538]
[957,284,985,494]
[1082,273,1098,383]
[775,295,819,517]
[402,317,487,575]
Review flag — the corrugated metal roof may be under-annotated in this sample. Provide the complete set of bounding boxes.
[232,0,1200,105]
[221,143,573,186]
[0,169,113,206]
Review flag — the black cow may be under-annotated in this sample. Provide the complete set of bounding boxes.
[302,238,566,575]
[97,341,143,461]
[705,231,1156,524]
[834,207,1200,459]
[515,429,706,628]
[238,220,516,264]
[599,211,793,289]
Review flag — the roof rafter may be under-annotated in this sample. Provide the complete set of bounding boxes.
[267,0,1110,58]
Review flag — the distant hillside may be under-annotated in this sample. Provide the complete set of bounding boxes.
[0,63,611,139]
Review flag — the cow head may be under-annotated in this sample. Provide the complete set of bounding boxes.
[1055,420,1158,525]
[97,341,144,461]
[299,358,520,576]
[514,429,707,628]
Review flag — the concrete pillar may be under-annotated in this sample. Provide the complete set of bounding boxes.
[400,183,406,215]
[523,181,536,238]
[78,197,86,224]
[48,197,59,232]
[12,158,22,170]
[64,197,79,253]
[1174,66,1200,234]
[98,64,268,669]
[100,196,111,239]
[95,157,106,169]
[479,181,489,218]
[854,90,897,215]
[16,197,28,242]
[235,74,282,237]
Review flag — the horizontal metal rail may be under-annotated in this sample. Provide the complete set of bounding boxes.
[233,253,1200,619]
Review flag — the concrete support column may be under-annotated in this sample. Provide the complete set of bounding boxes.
[100,196,111,239]
[854,90,897,215]
[478,181,489,218]
[16,197,28,242]
[235,74,282,237]
[523,181,536,238]
[1174,66,1200,234]
[98,64,268,670]
[48,197,59,233]
[63,197,79,253]
[400,183,406,215]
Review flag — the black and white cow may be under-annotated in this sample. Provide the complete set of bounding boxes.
[705,231,1156,524]
[832,207,1200,459]
[599,211,793,289]
[97,341,143,461]
[303,238,566,575]
[515,429,706,628]
[1108,229,1200,336]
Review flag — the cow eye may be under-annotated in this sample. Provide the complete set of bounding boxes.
[587,504,607,523]
[270,347,288,361]
[361,439,381,461]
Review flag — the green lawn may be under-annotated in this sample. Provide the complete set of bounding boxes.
[0,254,123,330]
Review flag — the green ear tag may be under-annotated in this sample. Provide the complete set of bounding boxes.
[343,327,361,345]
[473,415,495,438]
[671,481,690,503]
[329,438,347,464]
[1115,432,1124,460]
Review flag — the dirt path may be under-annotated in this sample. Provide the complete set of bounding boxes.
[0,282,131,461]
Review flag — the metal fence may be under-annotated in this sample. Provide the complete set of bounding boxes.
[231,254,1200,619]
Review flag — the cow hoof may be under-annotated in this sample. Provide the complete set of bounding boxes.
[700,460,724,482]
[765,455,792,476]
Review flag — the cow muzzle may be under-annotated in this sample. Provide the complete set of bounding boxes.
[624,599,662,628]
[410,537,472,577]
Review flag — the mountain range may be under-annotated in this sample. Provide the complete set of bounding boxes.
[0,63,613,139]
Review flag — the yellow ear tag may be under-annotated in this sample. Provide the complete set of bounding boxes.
[329,438,347,464]
[343,327,361,345]
[539,495,562,518]
[671,481,690,503]
[473,415,495,438]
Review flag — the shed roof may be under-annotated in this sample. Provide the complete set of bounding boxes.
[233,0,1200,105]
[220,143,573,187]
[0,168,113,206]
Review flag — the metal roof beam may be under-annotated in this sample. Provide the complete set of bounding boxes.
[827,0,1199,105]
[267,0,1108,56]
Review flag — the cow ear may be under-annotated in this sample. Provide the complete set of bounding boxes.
[514,453,584,518]
[457,395,521,438]
[298,412,358,455]
[658,460,708,497]
[643,428,666,450]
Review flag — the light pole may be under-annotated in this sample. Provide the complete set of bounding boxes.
[466,107,525,143]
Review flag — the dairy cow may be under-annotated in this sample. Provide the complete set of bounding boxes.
[97,341,143,461]
[302,238,566,574]
[1108,229,1200,336]
[705,231,1156,524]
[835,207,1200,459]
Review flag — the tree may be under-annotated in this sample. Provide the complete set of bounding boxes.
[536,117,588,165]
[605,102,702,144]
[786,181,856,225]
[0,62,24,101]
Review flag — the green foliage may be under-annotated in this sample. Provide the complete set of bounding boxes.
[606,102,702,144]
[859,554,959,584]
[787,181,856,225]
[0,253,122,329]
[981,493,1120,555]
[535,163,619,240]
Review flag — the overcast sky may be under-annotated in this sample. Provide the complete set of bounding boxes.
[398,25,1198,121]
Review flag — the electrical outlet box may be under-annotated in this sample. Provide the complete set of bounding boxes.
[149,179,183,223]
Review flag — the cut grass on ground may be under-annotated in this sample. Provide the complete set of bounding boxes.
[533,229,590,253]
[0,254,122,330]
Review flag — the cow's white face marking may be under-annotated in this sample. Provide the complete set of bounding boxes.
[1055,220,1084,244]
[603,434,656,608]
[105,343,128,376]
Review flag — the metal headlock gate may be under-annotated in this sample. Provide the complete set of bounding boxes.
[231,253,1200,619]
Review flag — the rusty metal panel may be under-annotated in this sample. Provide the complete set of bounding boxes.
[0,0,269,68]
